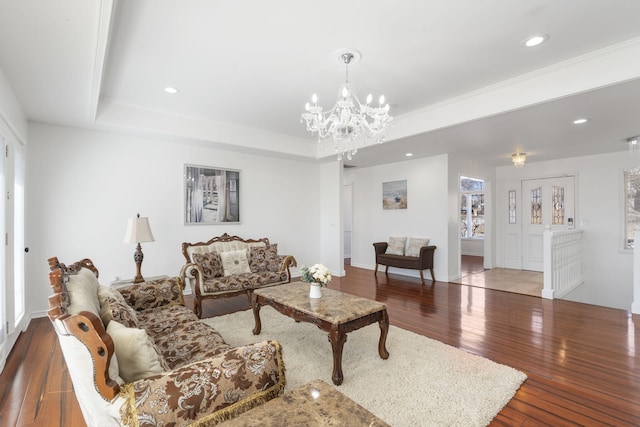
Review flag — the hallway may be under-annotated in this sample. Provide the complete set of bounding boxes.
[452,255,543,297]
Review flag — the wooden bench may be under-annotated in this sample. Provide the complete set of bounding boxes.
[373,242,436,284]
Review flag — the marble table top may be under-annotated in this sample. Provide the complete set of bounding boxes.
[220,379,390,426]
[254,282,387,324]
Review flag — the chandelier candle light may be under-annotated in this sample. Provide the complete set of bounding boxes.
[301,49,393,161]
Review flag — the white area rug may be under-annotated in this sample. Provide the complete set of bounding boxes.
[204,307,526,427]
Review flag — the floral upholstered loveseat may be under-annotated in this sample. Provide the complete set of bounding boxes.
[47,257,286,427]
[180,233,297,318]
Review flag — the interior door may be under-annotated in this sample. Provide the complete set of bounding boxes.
[522,176,575,271]
[0,134,5,366]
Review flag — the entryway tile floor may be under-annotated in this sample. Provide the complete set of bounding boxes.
[453,256,543,297]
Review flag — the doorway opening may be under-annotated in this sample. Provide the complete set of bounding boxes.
[460,176,485,273]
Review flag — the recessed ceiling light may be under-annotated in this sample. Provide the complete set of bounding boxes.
[405,153,413,157]
[524,34,548,47]
[573,118,589,125]
[164,87,179,94]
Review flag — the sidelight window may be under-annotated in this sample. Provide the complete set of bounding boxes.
[460,177,485,238]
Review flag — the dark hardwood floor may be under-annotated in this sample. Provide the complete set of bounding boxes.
[1,265,639,426]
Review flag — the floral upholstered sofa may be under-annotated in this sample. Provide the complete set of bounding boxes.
[180,233,297,318]
[47,257,286,427]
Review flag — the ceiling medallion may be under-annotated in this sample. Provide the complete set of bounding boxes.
[301,49,393,161]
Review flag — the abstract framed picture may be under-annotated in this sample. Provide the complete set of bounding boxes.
[184,165,240,224]
[382,180,407,210]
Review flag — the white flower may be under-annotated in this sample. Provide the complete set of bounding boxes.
[301,263,332,286]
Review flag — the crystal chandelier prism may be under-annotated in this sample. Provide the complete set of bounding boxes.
[301,49,393,161]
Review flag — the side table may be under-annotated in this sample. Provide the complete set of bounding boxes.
[109,275,168,289]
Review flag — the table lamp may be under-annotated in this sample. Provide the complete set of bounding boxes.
[123,213,155,283]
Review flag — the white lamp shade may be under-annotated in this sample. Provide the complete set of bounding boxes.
[123,216,155,244]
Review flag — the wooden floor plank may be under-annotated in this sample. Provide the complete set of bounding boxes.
[1,264,638,426]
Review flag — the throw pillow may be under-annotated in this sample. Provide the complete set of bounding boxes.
[385,237,407,255]
[108,351,124,386]
[193,251,224,278]
[66,267,101,318]
[105,297,140,329]
[106,320,165,382]
[406,238,430,257]
[249,244,280,273]
[220,249,251,276]
[98,285,127,327]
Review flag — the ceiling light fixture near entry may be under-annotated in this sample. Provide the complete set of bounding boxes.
[573,118,589,125]
[512,152,527,168]
[164,86,179,94]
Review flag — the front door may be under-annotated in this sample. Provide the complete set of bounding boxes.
[522,176,575,271]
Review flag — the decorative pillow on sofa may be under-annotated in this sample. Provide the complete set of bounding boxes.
[104,297,140,329]
[106,320,166,382]
[98,285,127,326]
[249,244,280,273]
[385,237,407,255]
[66,267,101,318]
[220,249,252,276]
[193,251,224,279]
[406,238,430,257]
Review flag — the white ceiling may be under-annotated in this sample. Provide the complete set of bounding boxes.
[1,0,640,168]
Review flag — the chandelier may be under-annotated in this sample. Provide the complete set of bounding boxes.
[301,49,392,161]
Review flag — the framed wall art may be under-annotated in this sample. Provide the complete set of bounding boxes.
[184,165,240,224]
[382,180,407,210]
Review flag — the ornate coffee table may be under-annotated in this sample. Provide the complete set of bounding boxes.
[221,379,390,426]
[252,282,389,385]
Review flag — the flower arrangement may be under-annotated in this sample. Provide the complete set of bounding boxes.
[300,264,332,287]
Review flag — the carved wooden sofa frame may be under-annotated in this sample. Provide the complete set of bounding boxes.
[180,233,297,318]
[47,256,286,426]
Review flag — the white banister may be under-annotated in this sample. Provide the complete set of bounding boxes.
[542,227,584,299]
[632,230,640,314]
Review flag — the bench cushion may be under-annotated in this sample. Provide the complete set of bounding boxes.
[202,271,289,294]
[377,254,420,269]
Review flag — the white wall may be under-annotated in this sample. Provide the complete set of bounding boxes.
[319,161,344,276]
[344,154,449,281]
[0,67,29,372]
[496,150,633,310]
[26,123,323,316]
[0,68,27,142]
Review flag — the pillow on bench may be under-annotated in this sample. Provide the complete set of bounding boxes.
[385,237,407,255]
[406,237,430,257]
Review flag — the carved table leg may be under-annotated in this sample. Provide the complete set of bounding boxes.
[378,309,390,359]
[328,327,347,385]
[252,297,262,335]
